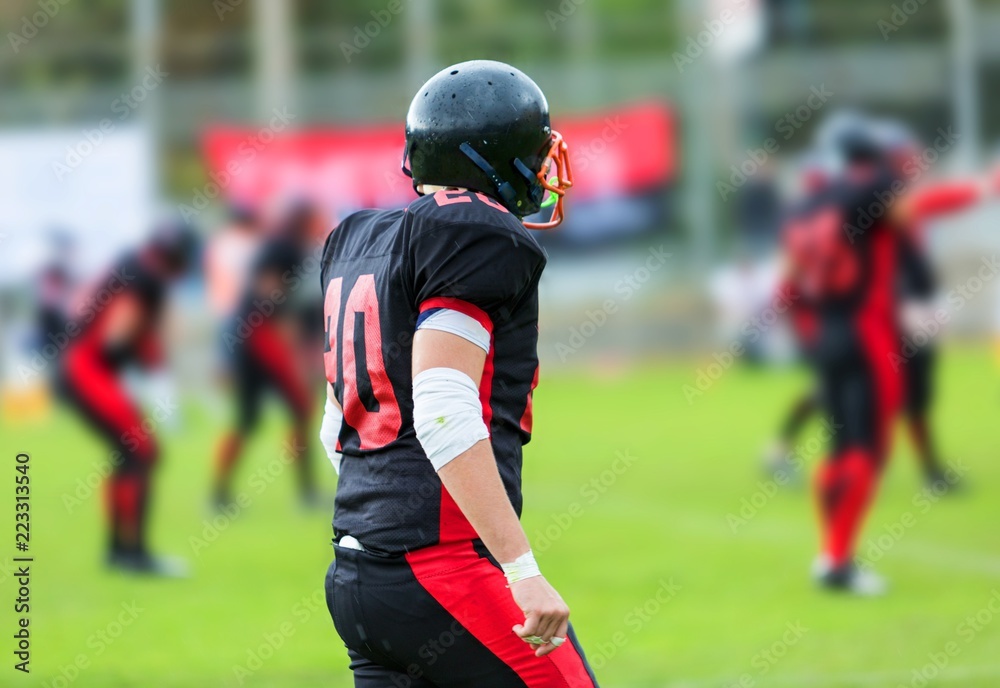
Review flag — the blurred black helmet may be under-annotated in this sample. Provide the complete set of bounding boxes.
[403,60,572,225]
[148,217,197,275]
[815,110,887,166]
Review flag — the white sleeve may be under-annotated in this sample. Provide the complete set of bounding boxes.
[319,395,344,474]
[416,308,490,353]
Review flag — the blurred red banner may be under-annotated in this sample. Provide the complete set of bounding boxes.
[201,101,674,222]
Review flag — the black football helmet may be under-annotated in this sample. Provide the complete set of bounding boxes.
[148,216,198,276]
[403,60,572,228]
[815,110,887,167]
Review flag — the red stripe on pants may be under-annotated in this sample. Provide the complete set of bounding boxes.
[405,541,596,688]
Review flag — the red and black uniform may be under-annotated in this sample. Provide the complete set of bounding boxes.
[784,167,902,566]
[214,235,316,503]
[228,237,313,431]
[892,181,984,484]
[58,252,166,557]
[320,190,597,687]
[897,183,980,430]
[36,261,73,353]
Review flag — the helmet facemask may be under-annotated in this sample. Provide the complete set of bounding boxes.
[523,130,573,230]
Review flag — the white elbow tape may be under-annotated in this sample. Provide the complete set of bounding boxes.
[320,395,344,474]
[412,367,489,471]
[416,308,491,353]
[501,550,542,585]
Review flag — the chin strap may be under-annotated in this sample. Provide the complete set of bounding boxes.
[459,142,519,209]
[403,131,574,228]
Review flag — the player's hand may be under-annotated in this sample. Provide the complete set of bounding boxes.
[510,576,570,657]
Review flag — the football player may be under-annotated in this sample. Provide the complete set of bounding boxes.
[783,115,905,595]
[212,201,321,509]
[204,203,263,326]
[58,220,194,575]
[877,119,990,490]
[771,119,993,495]
[318,61,598,686]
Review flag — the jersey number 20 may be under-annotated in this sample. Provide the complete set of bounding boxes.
[324,274,402,450]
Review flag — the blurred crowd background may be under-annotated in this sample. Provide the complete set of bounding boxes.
[3,0,1000,395]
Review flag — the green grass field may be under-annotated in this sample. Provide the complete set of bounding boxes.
[5,345,1000,687]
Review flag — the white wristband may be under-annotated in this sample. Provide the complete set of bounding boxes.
[501,551,541,585]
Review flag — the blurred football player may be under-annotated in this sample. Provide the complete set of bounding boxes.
[212,201,320,509]
[203,203,264,417]
[35,229,78,359]
[771,120,991,493]
[783,112,905,594]
[877,120,989,490]
[58,220,195,575]
[763,155,831,483]
[204,203,263,323]
[319,61,597,686]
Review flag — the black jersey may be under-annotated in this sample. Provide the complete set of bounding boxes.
[234,237,303,322]
[75,252,166,340]
[783,169,898,314]
[320,189,546,554]
[896,231,936,300]
[71,252,167,368]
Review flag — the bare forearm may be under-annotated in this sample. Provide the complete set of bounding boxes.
[437,439,530,564]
